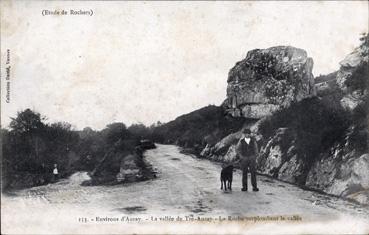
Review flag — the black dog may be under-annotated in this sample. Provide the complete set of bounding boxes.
[220,165,233,191]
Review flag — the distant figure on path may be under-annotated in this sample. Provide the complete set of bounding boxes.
[235,128,259,192]
[53,164,59,182]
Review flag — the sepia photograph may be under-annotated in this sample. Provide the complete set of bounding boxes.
[1,1,368,234]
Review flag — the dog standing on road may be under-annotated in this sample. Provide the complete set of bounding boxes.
[220,165,234,191]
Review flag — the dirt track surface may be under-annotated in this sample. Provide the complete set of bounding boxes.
[2,144,369,234]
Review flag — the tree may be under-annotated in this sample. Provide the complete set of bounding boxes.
[102,122,130,145]
[128,123,150,139]
[9,109,45,134]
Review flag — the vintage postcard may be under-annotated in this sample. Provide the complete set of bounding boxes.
[1,1,368,234]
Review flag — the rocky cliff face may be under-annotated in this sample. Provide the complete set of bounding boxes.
[223,46,316,118]
[306,145,369,204]
[256,128,303,182]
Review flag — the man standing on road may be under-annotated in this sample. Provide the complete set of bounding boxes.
[235,128,259,192]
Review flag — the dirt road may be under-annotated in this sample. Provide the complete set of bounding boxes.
[2,144,368,234]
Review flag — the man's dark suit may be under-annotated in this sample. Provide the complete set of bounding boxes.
[236,136,259,190]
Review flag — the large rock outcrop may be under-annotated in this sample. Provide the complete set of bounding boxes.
[223,46,316,118]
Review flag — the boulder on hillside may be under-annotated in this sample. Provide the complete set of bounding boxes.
[257,128,297,178]
[116,153,144,183]
[201,119,261,162]
[278,155,306,184]
[223,46,316,118]
[200,144,213,158]
[306,148,369,205]
[213,131,242,155]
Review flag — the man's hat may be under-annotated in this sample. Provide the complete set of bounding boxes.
[242,128,251,134]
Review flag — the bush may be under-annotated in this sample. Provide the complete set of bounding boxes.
[259,97,352,164]
[348,95,369,153]
[345,61,369,92]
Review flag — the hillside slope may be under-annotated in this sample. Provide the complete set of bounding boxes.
[152,105,248,154]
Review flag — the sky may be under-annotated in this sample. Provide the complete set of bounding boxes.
[1,1,368,130]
